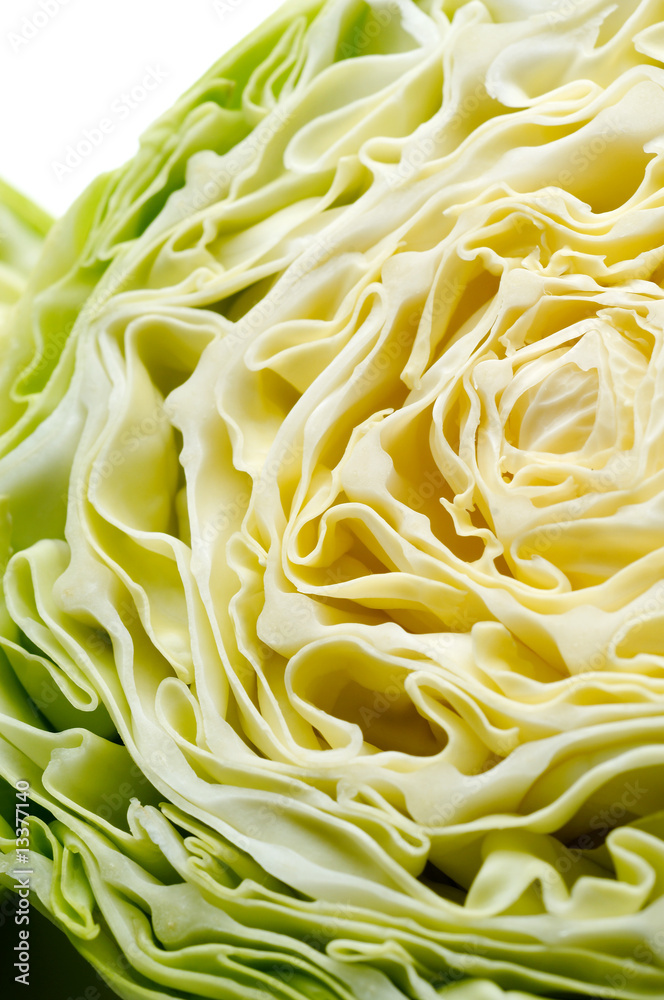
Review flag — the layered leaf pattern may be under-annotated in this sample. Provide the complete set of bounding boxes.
[3,1,664,997]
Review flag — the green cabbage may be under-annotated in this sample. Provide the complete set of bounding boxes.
[2,0,664,997]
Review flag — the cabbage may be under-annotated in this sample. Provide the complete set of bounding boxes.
[2,0,664,997]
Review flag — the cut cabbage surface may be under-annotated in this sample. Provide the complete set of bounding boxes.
[2,1,664,997]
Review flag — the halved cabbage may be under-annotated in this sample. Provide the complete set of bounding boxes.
[2,1,664,997]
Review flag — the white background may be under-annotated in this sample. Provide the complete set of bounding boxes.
[0,0,285,218]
